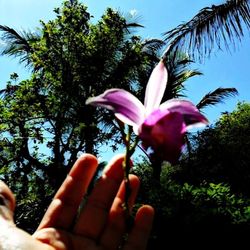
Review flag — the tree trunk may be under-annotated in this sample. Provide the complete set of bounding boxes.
[83,106,98,155]
[151,154,163,182]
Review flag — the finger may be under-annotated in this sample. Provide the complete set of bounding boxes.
[73,154,129,239]
[0,180,16,223]
[37,154,98,230]
[123,205,154,250]
[99,175,140,250]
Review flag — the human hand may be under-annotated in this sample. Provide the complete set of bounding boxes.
[0,154,154,250]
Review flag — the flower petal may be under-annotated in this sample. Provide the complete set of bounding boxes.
[159,99,208,128]
[138,110,186,164]
[86,89,145,127]
[144,60,168,115]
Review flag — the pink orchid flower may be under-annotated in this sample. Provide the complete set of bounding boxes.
[86,60,208,164]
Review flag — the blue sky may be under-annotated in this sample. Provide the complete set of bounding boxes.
[0,0,249,160]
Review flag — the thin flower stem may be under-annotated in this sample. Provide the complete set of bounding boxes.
[120,125,139,230]
[122,126,132,218]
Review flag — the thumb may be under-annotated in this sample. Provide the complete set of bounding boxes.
[0,180,16,223]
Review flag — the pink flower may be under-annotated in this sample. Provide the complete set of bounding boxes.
[86,60,208,164]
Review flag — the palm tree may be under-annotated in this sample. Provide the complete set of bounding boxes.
[0,25,40,67]
[162,51,238,111]
[164,0,250,60]
[163,51,203,100]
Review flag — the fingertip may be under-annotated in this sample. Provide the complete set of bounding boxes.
[78,153,98,165]
[104,154,125,167]
[102,154,124,178]
[69,153,98,177]
[126,175,140,210]
[123,205,154,250]
[114,174,140,209]
[136,205,155,227]
[129,174,140,189]
[102,154,133,180]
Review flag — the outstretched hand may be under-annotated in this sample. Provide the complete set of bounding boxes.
[0,154,154,250]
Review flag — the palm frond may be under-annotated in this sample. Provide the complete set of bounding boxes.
[0,85,19,98]
[196,87,238,110]
[125,22,144,29]
[119,9,144,34]
[142,38,166,52]
[141,38,165,61]
[164,0,250,60]
[0,25,40,66]
[162,51,203,99]
[164,69,203,100]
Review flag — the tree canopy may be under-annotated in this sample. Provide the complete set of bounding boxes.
[132,102,250,248]
[178,102,250,195]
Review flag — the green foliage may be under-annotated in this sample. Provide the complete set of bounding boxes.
[134,102,250,248]
[131,101,250,248]
[180,182,250,225]
[179,102,250,195]
[133,160,250,226]
[132,159,250,248]
[10,173,54,233]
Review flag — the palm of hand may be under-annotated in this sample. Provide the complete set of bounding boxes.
[0,154,154,250]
